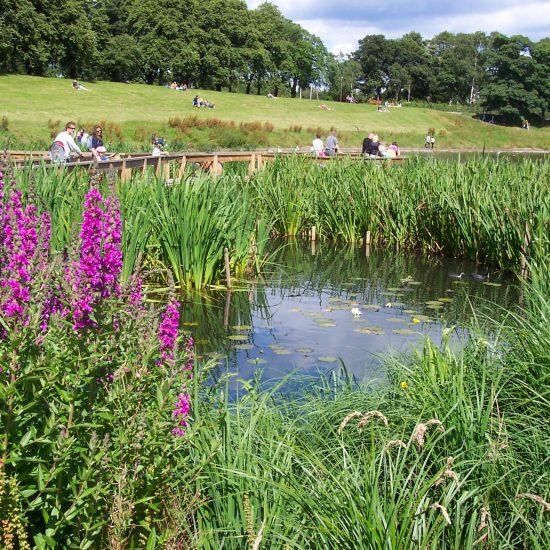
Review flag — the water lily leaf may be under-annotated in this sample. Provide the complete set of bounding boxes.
[227,335,249,341]
[412,315,432,322]
[268,344,283,350]
[404,309,416,314]
[295,347,314,353]
[247,358,267,365]
[363,304,380,310]
[273,348,291,355]
[232,325,252,331]
[318,356,338,362]
[437,298,453,303]
[353,327,385,335]
[317,322,337,327]
[388,302,405,308]
[392,328,416,335]
[235,343,255,350]
[407,281,422,286]
[386,317,406,323]
[387,287,401,292]
[303,312,323,317]
[425,300,443,305]
[426,304,443,310]
[483,282,502,287]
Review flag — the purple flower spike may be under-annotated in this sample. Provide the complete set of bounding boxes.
[159,297,180,364]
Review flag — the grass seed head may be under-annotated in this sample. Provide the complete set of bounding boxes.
[515,493,550,512]
[431,502,451,525]
[412,419,444,448]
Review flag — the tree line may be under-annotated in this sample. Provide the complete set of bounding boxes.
[1,1,548,123]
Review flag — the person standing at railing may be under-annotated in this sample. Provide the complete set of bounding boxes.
[49,121,82,163]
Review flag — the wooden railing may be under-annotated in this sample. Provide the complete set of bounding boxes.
[8,149,403,180]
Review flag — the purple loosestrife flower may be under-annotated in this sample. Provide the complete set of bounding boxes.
[72,187,123,330]
[171,391,190,437]
[100,195,122,298]
[159,297,180,364]
[0,187,40,322]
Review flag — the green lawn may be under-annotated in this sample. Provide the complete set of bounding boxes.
[1,74,549,151]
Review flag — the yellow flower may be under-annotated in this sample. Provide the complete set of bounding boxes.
[400,381,409,390]
[411,317,421,324]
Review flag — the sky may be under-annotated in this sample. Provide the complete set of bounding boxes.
[245,0,550,54]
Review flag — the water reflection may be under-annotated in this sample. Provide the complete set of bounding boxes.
[180,239,520,389]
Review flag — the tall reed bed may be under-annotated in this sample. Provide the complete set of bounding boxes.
[252,156,550,273]
[14,166,271,289]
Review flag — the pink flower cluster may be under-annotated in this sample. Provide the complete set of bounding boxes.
[72,187,123,330]
[0,169,47,324]
[171,391,191,437]
[158,297,180,364]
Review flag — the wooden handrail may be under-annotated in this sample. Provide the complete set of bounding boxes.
[7,150,404,179]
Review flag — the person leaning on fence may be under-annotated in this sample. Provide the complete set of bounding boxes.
[49,121,82,163]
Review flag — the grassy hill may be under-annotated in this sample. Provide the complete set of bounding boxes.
[1,75,549,152]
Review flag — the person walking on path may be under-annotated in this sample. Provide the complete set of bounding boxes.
[325,129,339,157]
[49,121,82,163]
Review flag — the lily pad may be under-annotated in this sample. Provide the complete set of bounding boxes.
[318,356,338,363]
[268,343,284,350]
[388,302,406,308]
[392,328,417,335]
[413,315,432,322]
[353,327,385,335]
[437,298,453,303]
[295,347,314,353]
[303,311,323,317]
[247,357,267,365]
[425,300,443,306]
[386,317,406,323]
[483,282,502,287]
[235,343,255,350]
[403,309,416,315]
[227,334,249,341]
[232,324,252,331]
[273,348,291,355]
[426,304,443,310]
[408,281,423,286]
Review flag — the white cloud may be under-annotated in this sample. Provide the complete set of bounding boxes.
[244,1,550,53]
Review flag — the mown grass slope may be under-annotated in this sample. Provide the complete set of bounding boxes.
[1,75,549,151]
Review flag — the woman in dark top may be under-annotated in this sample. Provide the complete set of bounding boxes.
[91,125,108,161]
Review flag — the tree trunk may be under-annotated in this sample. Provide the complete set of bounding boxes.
[290,77,298,98]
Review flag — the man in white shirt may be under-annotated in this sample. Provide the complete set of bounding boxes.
[50,122,82,163]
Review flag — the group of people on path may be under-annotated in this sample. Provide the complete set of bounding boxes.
[49,122,121,163]
[312,129,339,157]
[362,133,400,158]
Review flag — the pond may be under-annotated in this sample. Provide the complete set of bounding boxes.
[178,240,520,391]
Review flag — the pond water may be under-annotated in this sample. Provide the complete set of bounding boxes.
[179,240,520,391]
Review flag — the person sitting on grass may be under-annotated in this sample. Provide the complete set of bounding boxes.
[49,121,83,163]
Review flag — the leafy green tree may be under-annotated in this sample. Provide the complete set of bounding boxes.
[101,34,144,82]
[0,0,53,75]
[429,32,488,103]
[353,34,393,99]
[481,34,546,124]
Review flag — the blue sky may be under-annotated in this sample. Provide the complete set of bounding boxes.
[245,0,550,54]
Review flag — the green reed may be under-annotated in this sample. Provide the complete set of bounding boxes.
[14,155,550,285]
